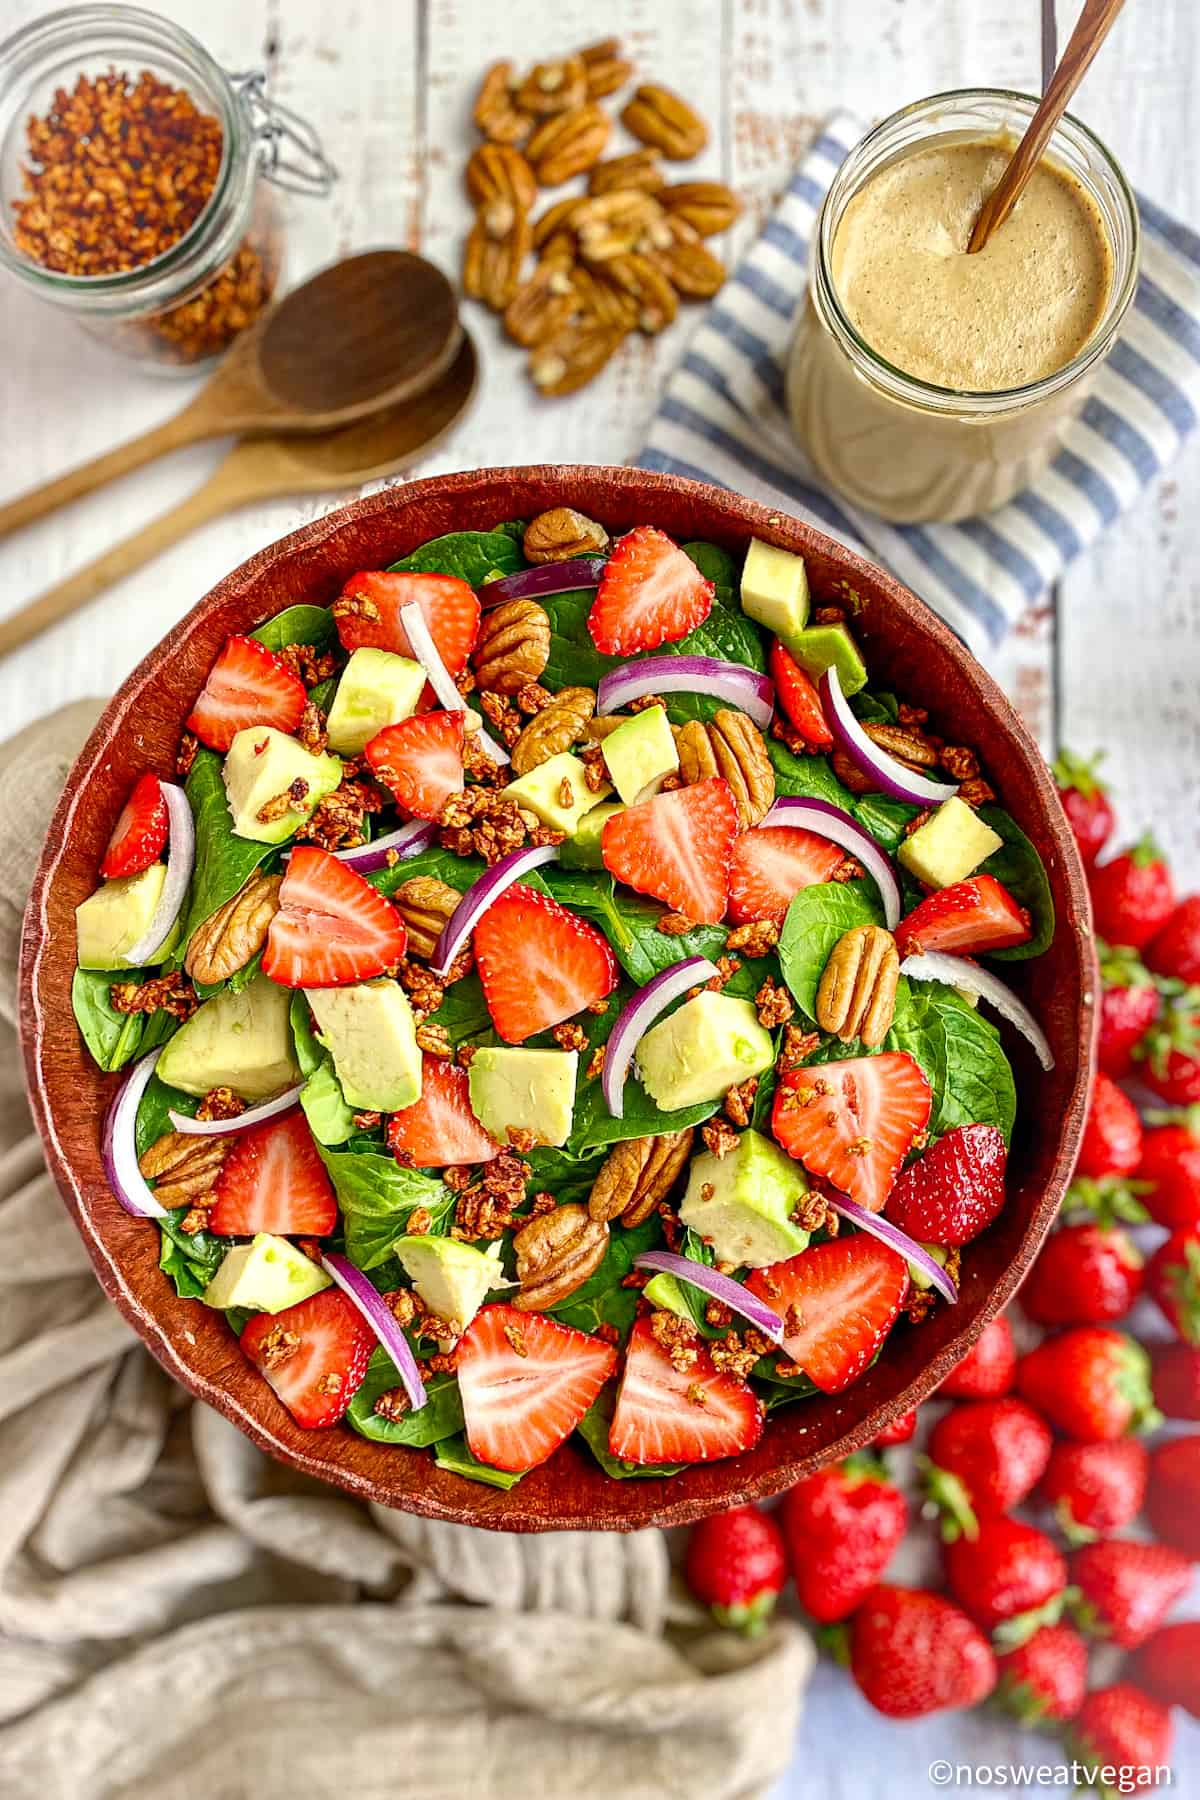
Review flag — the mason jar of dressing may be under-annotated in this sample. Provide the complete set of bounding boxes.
[786,91,1140,523]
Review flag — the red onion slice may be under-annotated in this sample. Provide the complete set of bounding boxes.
[480,558,607,606]
[597,656,774,730]
[429,843,562,977]
[821,668,959,806]
[123,782,195,966]
[333,820,438,873]
[901,951,1055,1072]
[829,1193,959,1304]
[398,600,509,767]
[761,795,901,929]
[102,1048,168,1218]
[603,956,719,1119]
[321,1251,428,1412]
[634,1250,785,1342]
[169,1085,303,1137]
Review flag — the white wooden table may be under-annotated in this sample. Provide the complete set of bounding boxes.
[1,2,1198,1793]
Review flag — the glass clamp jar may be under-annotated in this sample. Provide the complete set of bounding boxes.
[0,3,336,372]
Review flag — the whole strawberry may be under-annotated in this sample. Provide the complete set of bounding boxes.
[1053,750,1114,868]
[1135,1001,1200,1105]
[780,1456,906,1624]
[1138,1107,1200,1227]
[1039,1437,1149,1543]
[1071,1538,1192,1647]
[1146,1433,1200,1560]
[1076,1073,1143,1181]
[847,1585,997,1718]
[875,1405,918,1447]
[1096,941,1162,1078]
[943,1515,1068,1643]
[1068,1684,1173,1787]
[1090,835,1175,952]
[1151,1341,1200,1419]
[683,1505,787,1635]
[940,1315,1016,1400]
[1020,1221,1144,1326]
[1134,1621,1200,1719]
[1015,1328,1159,1441]
[1146,1224,1200,1343]
[994,1622,1089,1726]
[924,1398,1052,1538]
[1146,892,1200,986]
[883,1122,1007,1246]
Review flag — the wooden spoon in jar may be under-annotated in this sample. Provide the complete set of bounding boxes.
[0,250,462,541]
[967,0,1127,253]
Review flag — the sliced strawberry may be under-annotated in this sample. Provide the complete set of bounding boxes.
[770,640,834,749]
[100,772,169,879]
[609,1315,765,1464]
[387,1056,500,1168]
[728,824,846,924]
[334,570,480,676]
[241,1288,374,1428]
[210,1110,337,1237]
[364,710,464,821]
[602,776,736,924]
[746,1236,910,1394]
[455,1303,616,1472]
[262,845,407,988]
[772,1053,932,1214]
[895,874,1031,958]
[473,883,617,1044]
[187,634,307,752]
[587,526,714,655]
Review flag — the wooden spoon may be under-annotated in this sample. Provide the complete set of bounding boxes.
[968,0,1127,253]
[0,250,461,540]
[0,333,478,658]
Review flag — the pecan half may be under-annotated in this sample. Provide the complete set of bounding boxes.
[529,314,627,395]
[569,263,639,333]
[473,59,532,146]
[644,214,726,298]
[138,1131,232,1208]
[621,84,709,159]
[512,1203,609,1309]
[602,252,678,333]
[390,875,462,960]
[526,103,611,187]
[184,872,282,986]
[463,206,532,312]
[575,190,666,262]
[473,597,551,694]
[515,56,588,118]
[503,256,576,348]
[588,149,664,196]
[524,507,610,564]
[863,721,940,771]
[532,196,585,250]
[465,143,538,220]
[660,180,743,237]
[579,37,634,99]
[674,709,774,827]
[816,924,900,1047]
[588,1129,694,1227]
[510,685,595,773]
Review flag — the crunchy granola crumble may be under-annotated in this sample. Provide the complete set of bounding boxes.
[110,971,198,1021]
[755,977,795,1029]
[723,1077,758,1128]
[373,1388,411,1422]
[725,919,779,957]
[553,1020,588,1052]
[196,1086,244,1122]
[702,1116,740,1159]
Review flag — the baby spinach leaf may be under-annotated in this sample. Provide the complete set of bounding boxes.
[767,738,858,812]
[551,1214,661,1338]
[777,879,883,1020]
[177,749,274,949]
[252,605,337,655]
[389,530,526,588]
[541,588,621,691]
[157,1209,232,1301]
[72,967,178,1072]
[430,970,492,1046]
[289,991,322,1078]
[850,689,900,725]
[368,846,485,898]
[523,1144,607,1210]
[434,1433,525,1489]
[347,1347,464,1446]
[885,978,1017,1144]
[576,1388,682,1479]
[659,598,768,725]
[544,871,765,999]
[853,793,921,855]
[317,1143,454,1269]
[136,1076,196,1156]
[978,806,1055,962]
[678,540,738,603]
[753,1362,821,1410]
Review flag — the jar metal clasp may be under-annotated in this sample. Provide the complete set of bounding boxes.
[229,69,338,196]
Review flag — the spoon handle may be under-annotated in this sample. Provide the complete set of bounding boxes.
[968,0,1127,254]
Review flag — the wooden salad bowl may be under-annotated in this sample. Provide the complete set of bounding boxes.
[19,466,1096,1532]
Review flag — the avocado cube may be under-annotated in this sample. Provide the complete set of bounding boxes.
[468,1046,578,1148]
[740,538,811,639]
[305,979,422,1112]
[396,1237,509,1332]
[203,1233,332,1311]
[157,976,300,1101]
[898,796,1003,890]
[503,752,612,835]
[679,1128,810,1269]
[600,706,679,805]
[222,727,342,844]
[326,647,426,755]
[781,623,868,697]
[76,862,167,969]
[561,802,624,870]
[635,991,774,1113]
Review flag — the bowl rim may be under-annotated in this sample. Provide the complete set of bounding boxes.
[18,464,1096,1529]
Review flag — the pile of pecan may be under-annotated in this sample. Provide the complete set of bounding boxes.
[465,37,740,395]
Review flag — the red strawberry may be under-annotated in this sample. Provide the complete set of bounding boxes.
[1136,1003,1200,1105]
[473,883,617,1044]
[609,1315,764,1465]
[1134,1622,1200,1719]
[187,633,307,752]
[334,570,479,675]
[1016,1328,1158,1441]
[781,1456,907,1623]
[1020,1222,1144,1326]
[209,1111,337,1237]
[1090,835,1175,951]
[1147,893,1200,986]
[848,1585,997,1718]
[1138,1108,1200,1228]
[1068,1684,1173,1787]
[994,1622,1089,1725]
[241,1288,374,1428]
[875,1406,918,1447]
[940,1315,1016,1400]
[1151,1341,1200,1419]
[386,1057,500,1168]
[100,773,169,879]
[726,825,845,925]
[943,1515,1068,1642]
[1077,1072,1143,1180]
[263,846,408,988]
[364,710,464,820]
[586,526,713,655]
[771,1053,931,1215]
[1097,941,1162,1078]
[1053,749,1114,867]
[745,1236,909,1395]
[454,1304,615,1473]
[1146,1434,1200,1559]
[684,1505,788,1635]
[769,640,833,748]
[602,777,736,924]
[1071,1538,1192,1647]
[893,874,1031,958]
[884,1123,1007,1246]
[924,1398,1052,1539]
[1039,1438,1149,1544]
[1146,1225,1200,1343]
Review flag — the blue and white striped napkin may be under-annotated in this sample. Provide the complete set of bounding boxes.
[639,111,1200,658]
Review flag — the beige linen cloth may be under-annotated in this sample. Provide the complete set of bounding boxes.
[0,702,813,1800]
